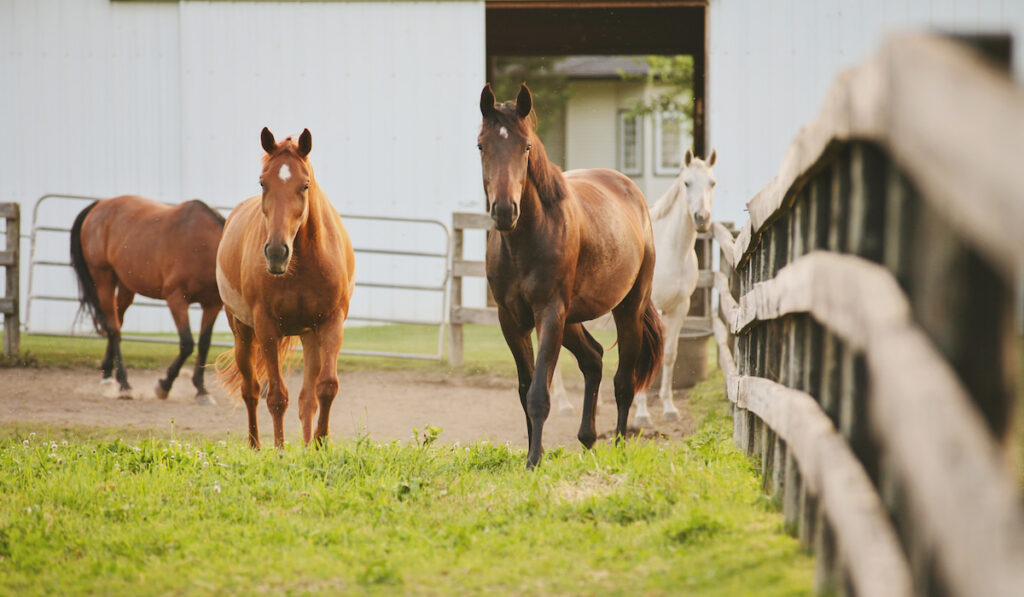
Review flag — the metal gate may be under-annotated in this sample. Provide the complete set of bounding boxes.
[25,194,450,360]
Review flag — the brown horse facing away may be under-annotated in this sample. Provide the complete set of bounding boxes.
[69,196,225,403]
[479,83,665,469]
[216,128,356,449]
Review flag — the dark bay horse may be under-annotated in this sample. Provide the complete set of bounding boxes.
[216,128,356,449]
[479,83,665,469]
[69,196,225,403]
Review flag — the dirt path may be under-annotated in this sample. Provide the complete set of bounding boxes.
[0,366,693,447]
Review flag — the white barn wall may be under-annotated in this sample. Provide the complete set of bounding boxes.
[707,0,1024,228]
[2,0,486,335]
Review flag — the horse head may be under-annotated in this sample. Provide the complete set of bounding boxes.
[258,127,313,275]
[478,83,535,231]
[679,148,717,232]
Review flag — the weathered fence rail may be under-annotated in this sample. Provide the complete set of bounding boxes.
[1,203,19,357]
[714,34,1024,596]
[448,211,716,367]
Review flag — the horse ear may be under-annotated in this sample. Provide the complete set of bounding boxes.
[516,83,532,119]
[297,129,312,158]
[684,147,694,167]
[480,84,497,118]
[707,149,717,167]
[261,127,277,154]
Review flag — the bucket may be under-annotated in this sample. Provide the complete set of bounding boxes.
[650,324,713,390]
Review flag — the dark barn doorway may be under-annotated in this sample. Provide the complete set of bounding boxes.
[485,1,708,156]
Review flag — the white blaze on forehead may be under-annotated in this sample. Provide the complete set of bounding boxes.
[278,164,291,182]
[499,127,509,139]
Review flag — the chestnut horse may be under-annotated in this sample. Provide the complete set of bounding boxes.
[69,196,224,403]
[216,128,356,449]
[479,83,665,469]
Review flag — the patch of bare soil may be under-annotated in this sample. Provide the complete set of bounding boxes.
[0,366,694,447]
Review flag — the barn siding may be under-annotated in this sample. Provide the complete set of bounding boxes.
[707,0,1024,228]
[3,0,486,333]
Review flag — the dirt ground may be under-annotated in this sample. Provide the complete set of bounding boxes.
[0,366,694,447]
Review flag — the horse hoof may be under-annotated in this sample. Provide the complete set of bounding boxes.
[154,381,169,400]
[634,413,652,427]
[662,410,681,422]
[195,393,216,406]
[117,389,134,400]
[99,378,118,398]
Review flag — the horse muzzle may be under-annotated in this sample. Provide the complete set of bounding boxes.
[694,211,711,232]
[491,201,519,231]
[264,241,291,275]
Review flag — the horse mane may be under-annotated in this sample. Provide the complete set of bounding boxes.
[491,103,567,205]
[649,174,684,221]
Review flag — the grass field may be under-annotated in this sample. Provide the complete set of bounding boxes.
[0,328,816,595]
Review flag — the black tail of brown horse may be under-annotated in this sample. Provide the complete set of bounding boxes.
[69,201,108,335]
[634,299,665,392]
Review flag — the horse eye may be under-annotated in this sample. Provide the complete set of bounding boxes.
[684,180,691,187]
[477,143,483,151]
[259,180,265,188]
[711,180,717,187]
[525,144,532,152]
[303,182,310,191]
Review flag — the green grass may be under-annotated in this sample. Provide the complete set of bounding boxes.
[0,331,813,595]
[10,324,622,379]
[0,422,812,596]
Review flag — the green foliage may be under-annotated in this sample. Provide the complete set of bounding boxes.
[490,56,572,144]
[0,413,813,596]
[620,55,696,122]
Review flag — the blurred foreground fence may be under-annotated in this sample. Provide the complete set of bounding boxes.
[1,203,19,357]
[713,34,1024,596]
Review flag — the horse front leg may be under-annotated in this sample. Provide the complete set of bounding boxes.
[191,303,221,405]
[526,308,566,469]
[497,308,535,447]
[657,301,687,422]
[310,318,344,447]
[297,332,322,446]
[254,315,289,449]
[228,314,261,450]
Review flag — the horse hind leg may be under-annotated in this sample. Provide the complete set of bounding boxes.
[190,304,221,405]
[561,323,603,449]
[93,273,133,399]
[155,293,194,401]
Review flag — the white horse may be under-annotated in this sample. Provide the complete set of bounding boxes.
[551,148,717,425]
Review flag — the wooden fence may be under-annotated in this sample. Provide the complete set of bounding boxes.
[713,34,1024,596]
[448,212,716,367]
[1,202,19,357]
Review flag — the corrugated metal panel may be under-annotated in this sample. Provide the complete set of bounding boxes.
[708,0,1024,228]
[5,0,486,333]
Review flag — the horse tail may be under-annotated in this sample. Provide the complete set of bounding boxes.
[69,201,108,335]
[633,299,665,392]
[215,335,301,399]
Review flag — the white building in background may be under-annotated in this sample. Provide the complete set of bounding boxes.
[1,0,487,334]
[3,0,1023,337]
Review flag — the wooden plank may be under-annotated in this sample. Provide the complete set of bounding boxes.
[451,306,499,326]
[452,259,486,279]
[696,270,713,288]
[452,212,493,231]
[711,222,737,268]
[0,203,17,219]
[739,34,1024,277]
[731,251,1024,597]
[0,298,13,315]
[4,202,18,357]
[0,251,14,267]
[738,375,913,597]
[448,226,465,366]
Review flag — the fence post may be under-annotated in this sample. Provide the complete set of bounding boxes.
[449,220,464,367]
[1,203,19,358]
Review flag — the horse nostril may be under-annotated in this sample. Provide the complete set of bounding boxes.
[264,243,271,259]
